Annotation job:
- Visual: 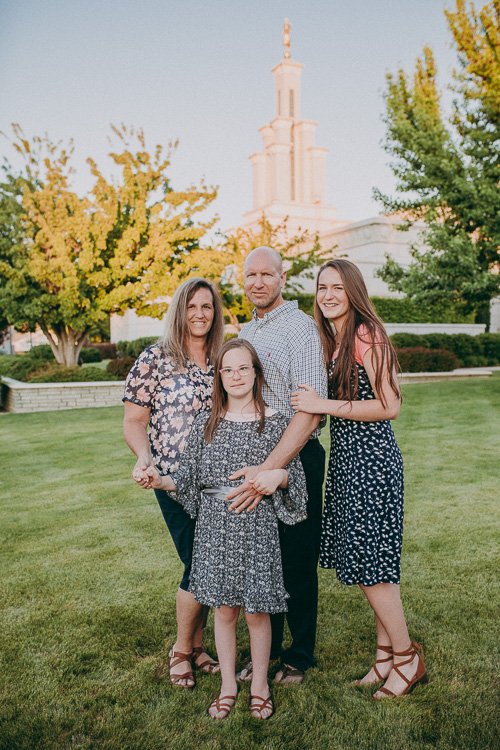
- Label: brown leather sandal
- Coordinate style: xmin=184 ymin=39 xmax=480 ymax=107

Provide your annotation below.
xmin=192 ymin=646 xmax=220 ymax=674
xmin=273 ymin=663 xmax=304 ymax=684
xmin=236 ymin=659 xmax=253 ymax=683
xmin=168 ymin=647 xmax=195 ymax=689
xmin=374 ymin=641 xmax=428 ymax=699
xmin=250 ymin=693 xmax=274 ymax=720
xmin=352 ymin=644 xmax=393 ymax=686
xmin=208 ymin=694 xmax=237 ymax=720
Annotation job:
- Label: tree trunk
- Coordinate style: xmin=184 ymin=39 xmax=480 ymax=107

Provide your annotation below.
xmin=41 ymin=325 xmax=87 ymax=367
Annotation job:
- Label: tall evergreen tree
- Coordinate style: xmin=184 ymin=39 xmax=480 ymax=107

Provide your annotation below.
xmin=375 ymin=0 xmax=499 ymax=322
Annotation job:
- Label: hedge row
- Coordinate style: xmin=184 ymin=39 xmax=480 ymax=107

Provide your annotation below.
xmin=284 ymin=294 xmax=475 ymax=324
xmin=29 ymin=366 xmax=117 ymax=383
xmin=107 ymin=357 xmax=135 ymax=379
xmin=2 ymin=331 xmax=498 ymax=382
xmin=396 ymin=347 xmax=460 ymax=373
xmin=116 ymin=337 xmax=158 ymax=358
xmin=372 ymin=297 xmax=474 ymax=324
xmin=390 ymin=333 xmax=500 ymax=367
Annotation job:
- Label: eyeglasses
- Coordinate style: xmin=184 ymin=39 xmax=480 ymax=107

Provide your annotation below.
xmin=219 ymin=365 xmax=254 ymax=379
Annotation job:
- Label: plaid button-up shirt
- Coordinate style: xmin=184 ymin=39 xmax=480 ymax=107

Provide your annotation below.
xmin=239 ymin=300 xmax=328 ymax=438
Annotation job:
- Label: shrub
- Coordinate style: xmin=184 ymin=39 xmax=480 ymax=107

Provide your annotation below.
xmin=396 ymin=347 xmax=460 ymax=372
xmin=29 ymin=365 xmax=117 ymax=383
xmin=391 ymin=332 xmax=500 ymax=367
xmin=372 ymin=297 xmax=473 ymax=324
xmin=79 ymin=347 xmax=102 ymax=363
xmin=424 ymin=334 xmax=483 ymax=366
xmin=390 ymin=333 xmax=428 ymax=349
xmin=2 ymin=357 xmax=41 ymax=381
xmin=27 ymin=344 xmax=55 ymax=361
xmin=92 ymin=342 xmax=117 ymax=359
xmin=477 ymin=333 xmax=500 ymax=365
xmin=284 ymin=293 xmax=315 ymax=317
xmin=116 ymin=337 xmax=158 ymax=358
xmin=106 ymin=357 xmax=135 ymax=379
xmin=0 ymin=355 xmax=20 ymax=376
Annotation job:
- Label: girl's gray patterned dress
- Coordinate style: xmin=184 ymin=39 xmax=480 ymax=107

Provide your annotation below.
xmin=174 ymin=410 xmax=308 ymax=613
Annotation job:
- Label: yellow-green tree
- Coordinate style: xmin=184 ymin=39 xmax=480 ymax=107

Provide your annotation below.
xmin=158 ymin=216 xmax=333 ymax=327
xmin=0 ymin=125 xmax=216 ymax=365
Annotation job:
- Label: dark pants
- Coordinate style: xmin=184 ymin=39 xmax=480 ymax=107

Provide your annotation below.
xmin=154 ymin=489 xmax=195 ymax=591
xmin=270 ymin=438 xmax=325 ymax=672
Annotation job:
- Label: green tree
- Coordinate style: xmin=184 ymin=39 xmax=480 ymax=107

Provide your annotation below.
xmin=0 ymin=125 xmax=217 ymax=365
xmin=169 ymin=216 xmax=334 ymax=327
xmin=375 ymin=0 xmax=500 ymax=322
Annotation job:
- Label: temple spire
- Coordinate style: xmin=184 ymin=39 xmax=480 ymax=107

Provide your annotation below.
xmin=282 ymin=18 xmax=291 ymax=58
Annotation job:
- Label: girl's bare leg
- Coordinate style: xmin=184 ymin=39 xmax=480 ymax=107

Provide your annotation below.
xmin=355 ymin=601 xmax=393 ymax=684
xmin=360 ymin=583 xmax=421 ymax=696
xmin=244 ymin=611 xmax=272 ymax=718
xmin=209 ymin=605 xmax=239 ymax=718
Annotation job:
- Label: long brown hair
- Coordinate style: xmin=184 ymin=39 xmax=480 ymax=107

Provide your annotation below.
xmin=314 ymin=259 xmax=400 ymax=407
xmin=159 ymin=278 xmax=224 ymax=367
xmin=204 ymin=339 xmax=267 ymax=443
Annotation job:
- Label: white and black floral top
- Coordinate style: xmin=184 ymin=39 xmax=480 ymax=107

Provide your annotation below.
xmin=123 ymin=344 xmax=213 ymax=476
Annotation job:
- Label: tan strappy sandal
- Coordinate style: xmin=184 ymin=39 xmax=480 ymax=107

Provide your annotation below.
xmin=192 ymin=646 xmax=220 ymax=674
xmin=168 ymin=647 xmax=194 ymax=689
xmin=208 ymin=694 xmax=237 ymax=719
xmin=250 ymin=693 xmax=274 ymax=720
xmin=352 ymin=644 xmax=393 ymax=686
xmin=374 ymin=641 xmax=428 ymax=699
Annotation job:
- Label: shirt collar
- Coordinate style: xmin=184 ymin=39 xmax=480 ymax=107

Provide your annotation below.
xmin=251 ymin=300 xmax=298 ymax=323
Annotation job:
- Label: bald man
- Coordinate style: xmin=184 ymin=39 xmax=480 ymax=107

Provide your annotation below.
xmin=227 ymin=246 xmax=328 ymax=683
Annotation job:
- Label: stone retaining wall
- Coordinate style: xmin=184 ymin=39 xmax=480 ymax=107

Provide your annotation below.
xmin=1 ymin=377 xmax=126 ymax=414
xmin=2 ymin=368 xmax=493 ymax=414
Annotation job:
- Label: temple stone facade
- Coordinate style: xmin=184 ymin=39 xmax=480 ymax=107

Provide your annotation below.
xmin=238 ymin=22 xmax=424 ymax=298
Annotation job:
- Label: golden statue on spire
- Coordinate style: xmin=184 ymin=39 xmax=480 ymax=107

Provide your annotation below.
xmin=283 ymin=18 xmax=291 ymax=58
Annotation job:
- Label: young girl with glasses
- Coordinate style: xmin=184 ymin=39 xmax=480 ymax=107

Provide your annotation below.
xmin=142 ymin=339 xmax=308 ymax=720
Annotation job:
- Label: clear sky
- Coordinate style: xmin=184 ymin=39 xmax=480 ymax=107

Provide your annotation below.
xmin=0 ymin=0 xmax=457 ymax=229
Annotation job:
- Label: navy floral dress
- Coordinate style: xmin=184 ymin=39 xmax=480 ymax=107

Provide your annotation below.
xmin=320 ymin=359 xmax=404 ymax=586
xmin=174 ymin=410 xmax=308 ymax=613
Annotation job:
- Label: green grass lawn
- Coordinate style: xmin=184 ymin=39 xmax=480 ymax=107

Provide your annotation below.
xmin=0 ymin=376 xmax=498 ymax=750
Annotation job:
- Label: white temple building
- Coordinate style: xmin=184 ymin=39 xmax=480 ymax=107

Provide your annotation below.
xmin=239 ymin=20 xmax=425 ymax=298
xmin=111 ymin=22 xmax=425 ymax=344
xmin=5 ymin=22 xmax=489 ymax=354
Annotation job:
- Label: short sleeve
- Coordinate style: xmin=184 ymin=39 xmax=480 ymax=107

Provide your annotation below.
xmin=355 ymin=324 xmax=385 ymax=365
xmin=123 ymin=346 xmax=160 ymax=408
xmin=173 ymin=411 xmax=207 ymax=518
xmin=271 ymin=455 xmax=308 ymax=526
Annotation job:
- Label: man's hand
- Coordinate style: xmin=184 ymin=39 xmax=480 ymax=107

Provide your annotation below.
xmin=132 ymin=455 xmax=153 ymax=488
xmin=226 ymin=465 xmax=265 ymax=513
xmin=250 ymin=469 xmax=287 ymax=495
xmin=290 ymin=384 xmax=324 ymax=415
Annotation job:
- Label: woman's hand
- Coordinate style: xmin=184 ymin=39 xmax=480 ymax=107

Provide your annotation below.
xmin=144 ymin=466 xmax=176 ymax=492
xmin=250 ymin=469 xmax=287 ymax=495
xmin=291 ymin=384 xmax=324 ymax=414
xmin=132 ymin=464 xmax=152 ymax=488
xmin=132 ymin=455 xmax=153 ymax=488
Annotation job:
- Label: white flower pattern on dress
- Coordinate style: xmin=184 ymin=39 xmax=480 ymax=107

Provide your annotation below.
xmin=320 ymin=360 xmax=404 ymax=585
